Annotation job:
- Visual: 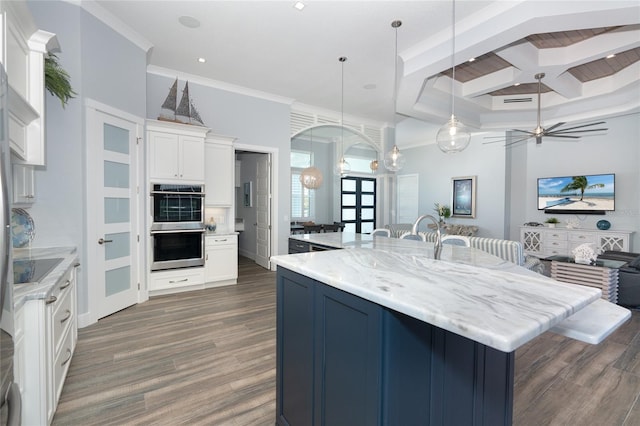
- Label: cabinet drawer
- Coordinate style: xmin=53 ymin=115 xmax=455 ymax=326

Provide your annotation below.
xmin=544 ymin=239 xmax=568 ymax=249
xmin=53 ymin=325 xmax=74 ymax=404
xmin=289 ymin=239 xmax=310 ymax=254
xmin=206 ymin=235 xmax=237 ymax=247
xmin=569 ymin=233 xmax=596 ymax=244
xmin=51 ymin=281 xmax=74 ymax=357
xmin=150 ymin=268 xmax=205 ymax=291
xmin=545 ymin=231 xmax=567 ymax=242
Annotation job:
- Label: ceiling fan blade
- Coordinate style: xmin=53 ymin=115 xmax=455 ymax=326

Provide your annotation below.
xmin=550 ymin=121 xmax=607 ymax=132
xmin=548 ymin=128 xmax=608 ymax=135
xmin=544 ymin=134 xmax=580 ymax=139
xmin=504 ymin=135 xmax=533 ymax=146
xmin=545 ymin=122 xmax=566 ymax=132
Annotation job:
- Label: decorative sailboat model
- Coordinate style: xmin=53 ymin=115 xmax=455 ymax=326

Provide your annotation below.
xmin=158 ymin=78 xmax=205 ymax=126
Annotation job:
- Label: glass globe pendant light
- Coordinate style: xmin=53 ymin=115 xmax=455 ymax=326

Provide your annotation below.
xmin=299 ymin=127 xmax=323 ymax=189
xmin=383 ymin=20 xmax=405 ymax=172
xmin=334 ymin=56 xmax=351 ymax=177
xmin=436 ymin=0 xmax=471 ymax=153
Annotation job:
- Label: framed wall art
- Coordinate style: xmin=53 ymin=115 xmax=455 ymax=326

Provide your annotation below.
xmin=243 ymin=181 xmax=253 ymax=207
xmin=451 ymin=176 xmax=476 ymax=218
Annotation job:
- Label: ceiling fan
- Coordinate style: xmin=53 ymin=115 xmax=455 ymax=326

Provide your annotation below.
xmin=485 ymin=72 xmax=608 ymax=146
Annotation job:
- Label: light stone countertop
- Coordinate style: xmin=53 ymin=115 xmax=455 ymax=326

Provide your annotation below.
xmin=274 ymin=233 xmax=629 ymax=352
xmin=12 ymin=246 xmax=79 ymax=309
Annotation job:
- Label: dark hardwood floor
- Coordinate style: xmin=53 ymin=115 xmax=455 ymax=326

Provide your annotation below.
xmin=53 ymin=256 xmax=640 ymax=425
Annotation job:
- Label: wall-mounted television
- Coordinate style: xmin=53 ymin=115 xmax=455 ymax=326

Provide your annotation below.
xmin=537 ymin=173 xmax=615 ymax=215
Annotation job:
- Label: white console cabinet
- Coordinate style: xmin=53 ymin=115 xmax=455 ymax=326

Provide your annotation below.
xmin=520 ymin=226 xmax=634 ymax=258
xmin=17 ymin=261 xmax=78 ymax=426
xmin=205 ymin=234 xmax=238 ymax=286
xmin=147 ymin=119 xmax=209 ymax=183
xmin=204 ymin=134 xmax=236 ymax=206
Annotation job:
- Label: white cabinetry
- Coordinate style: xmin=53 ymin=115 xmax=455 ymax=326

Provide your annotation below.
xmin=1 ymin=1 xmax=58 ymax=165
xmin=520 ymin=226 xmax=634 ymax=258
xmin=147 ymin=120 xmax=209 ymax=183
xmin=12 ymin=162 xmax=35 ymax=204
xmin=205 ymin=234 xmax=238 ymax=286
xmin=17 ymin=261 xmax=78 ymax=426
xmin=149 ymin=267 xmax=205 ymax=296
xmin=204 ymin=135 xmax=236 ymax=206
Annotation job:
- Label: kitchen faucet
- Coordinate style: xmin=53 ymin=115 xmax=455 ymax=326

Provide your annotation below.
xmin=411 ymin=214 xmax=442 ymax=260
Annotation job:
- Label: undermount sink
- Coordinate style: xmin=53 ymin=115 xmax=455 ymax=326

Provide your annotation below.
xmin=13 ymin=257 xmax=64 ymax=284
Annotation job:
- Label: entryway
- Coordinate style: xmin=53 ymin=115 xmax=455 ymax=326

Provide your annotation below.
xmin=235 ymin=144 xmax=277 ymax=270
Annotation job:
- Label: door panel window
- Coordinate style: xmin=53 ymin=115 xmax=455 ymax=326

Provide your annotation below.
xmin=340 ymin=177 xmax=376 ymax=234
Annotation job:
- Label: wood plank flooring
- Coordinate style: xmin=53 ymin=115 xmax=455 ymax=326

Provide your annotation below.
xmin=53 ymin=257 xmax=640 ymax=425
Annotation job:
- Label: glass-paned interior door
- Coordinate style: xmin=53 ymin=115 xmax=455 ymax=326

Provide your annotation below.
xmin=341 ymin=177 xmax=376 ymax=233
xmin=88 ymin=107 xmax=141 ymax=321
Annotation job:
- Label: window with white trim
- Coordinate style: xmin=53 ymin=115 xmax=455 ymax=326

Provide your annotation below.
xmin=291 ymin=150 xmax=315 ymax=220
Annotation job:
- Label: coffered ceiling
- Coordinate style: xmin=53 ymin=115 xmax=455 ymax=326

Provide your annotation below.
xmin=89 ymin=0 xmax=640 ymax=133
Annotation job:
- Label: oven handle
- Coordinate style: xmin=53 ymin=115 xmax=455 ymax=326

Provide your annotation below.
xmin=150 ymin=229 xmax=205 ymax=235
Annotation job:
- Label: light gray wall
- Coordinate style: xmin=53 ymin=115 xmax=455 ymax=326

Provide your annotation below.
xmin=397 ymin=113 xmax=640 ymax=248
xmin=28 ymin=0 xmax=148 ymax=315
xmin=513 ymin=113 xmax=640 ymax=249
xmin=146 ymin=73 xmax=291 ymax=256
xmin=398 ymin=135 xmax=507 ymax=238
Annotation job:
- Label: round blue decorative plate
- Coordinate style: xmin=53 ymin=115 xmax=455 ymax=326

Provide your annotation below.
xmin=596 ymin=219 xmax=611 ymax=230
xmin=11 ymin=208 xmax=35 ymax=248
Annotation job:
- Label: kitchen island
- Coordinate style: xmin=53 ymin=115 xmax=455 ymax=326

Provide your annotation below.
xmin=271 ymin=233 xmax=630 ymax=425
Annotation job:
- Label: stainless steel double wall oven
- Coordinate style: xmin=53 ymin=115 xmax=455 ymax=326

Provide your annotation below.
xmin=150 ymin=184 xmax=205 ymax=271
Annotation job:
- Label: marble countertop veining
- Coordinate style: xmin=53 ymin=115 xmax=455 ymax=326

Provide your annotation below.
xmin=275 ymin=233 xmax=604 ymax=352
xmin=13 ymin=246 xmax=79 ymax=309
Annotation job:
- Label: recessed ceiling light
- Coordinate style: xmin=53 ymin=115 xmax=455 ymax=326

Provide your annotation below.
xmin=606 ymin=53 xmax=616 ymax=59
xmin=468 ymin=57 xmax=476 ymax=62
xmin=198 ymin=57 xmax=206 ymax=63
xmin=514 ymin=83 xmax=520 ymax=86
xmin=179 ymin=16 xmax=200 ymax=29
xmin=293 ymin=1 xmax=305 ymax=11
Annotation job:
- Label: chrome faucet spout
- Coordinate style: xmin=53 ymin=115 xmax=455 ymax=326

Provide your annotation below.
xmin=411 ymin=214 xmax=442 ymax=259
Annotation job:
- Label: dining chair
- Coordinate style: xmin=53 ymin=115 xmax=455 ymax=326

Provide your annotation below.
xmin=441 ymin=235 xmax=471 ymax=247
xmin=400 ymin=232 xmax=425 ymax=241
xmin=333 ymin=222 xmax=346 ymax=232
xmin=371 ymin=228 xmax=391 ymax=237
xmin=322 ymin=224 xmax=340 ymax=232
xmin=303 ymin=224 xmax=323 ymax=234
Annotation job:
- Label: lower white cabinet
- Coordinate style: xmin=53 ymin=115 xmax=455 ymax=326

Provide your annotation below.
xmin=205 ymin=234 xmax=238 ymax=286
xmin=520 ymin=226 xmax=634 ymax=258
xmin=149 ymin=267 xmax=205 ymax=295
xmin=17 ymin=260 xmax=78 ymax=425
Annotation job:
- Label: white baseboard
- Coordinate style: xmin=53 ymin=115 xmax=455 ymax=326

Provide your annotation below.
xmin=238 ymin=248 xmax=256 ymax=260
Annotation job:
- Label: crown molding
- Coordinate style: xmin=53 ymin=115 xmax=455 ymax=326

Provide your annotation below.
xmin=147 ymin=65 xmax=294 ymax=106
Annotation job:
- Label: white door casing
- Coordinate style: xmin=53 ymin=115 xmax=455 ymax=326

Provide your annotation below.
xmin=85 ymin=99 xmax=144 ymax=324
xmin=255 ymin=154 xmax=271 ymax=269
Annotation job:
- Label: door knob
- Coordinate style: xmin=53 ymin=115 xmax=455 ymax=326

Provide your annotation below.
xmin=98 ymin=238 xmax=113 ymax=245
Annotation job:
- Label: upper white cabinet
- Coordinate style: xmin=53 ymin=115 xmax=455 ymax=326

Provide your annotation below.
xmin=147 ymin=119 xmax=209 ymax=183
xmin=1 ymin=1 xmax=59 ymax=165
xmin=205 ymin=134 xmax=236 ymax=206
xmin=12 ymin=162 xmax=35 ymax=204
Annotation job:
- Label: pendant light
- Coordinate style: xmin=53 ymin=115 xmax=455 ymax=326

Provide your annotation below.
xmin=384 ymin=20 xmax=405 ymax=172
xmin=436 ymin=0 xmax=471 ymax=153
xmin=299 ymin=126 xmax=323 ymax=189
xmin=334 ymin=56 xmax=351 ymax=177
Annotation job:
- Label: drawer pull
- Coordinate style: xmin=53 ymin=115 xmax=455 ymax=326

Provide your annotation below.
xmin=46 ymin=296 xmax=57 ymax=305
xmin=214 ymin=239 xmax=228 ymax=242
xmin=60 ymin=309 xmax=72 ymax=324
xmin=169 ymin=278 xmax=188 ymax=284
xmin=61 ymin=348 xmax=72 ymax=366
xmin=60 ymin=280 xmax=71 ymax=290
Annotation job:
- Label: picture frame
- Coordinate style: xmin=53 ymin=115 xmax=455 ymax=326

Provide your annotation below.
xmin=243 ymin=181 xmax=253 ymax=207
xmin=451 ymin=176 xmax=476 ymax=218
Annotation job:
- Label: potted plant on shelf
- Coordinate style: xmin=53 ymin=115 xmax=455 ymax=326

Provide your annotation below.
xmin=545 ymin=217 xmax=560 ymax=228
xmin=433 ymin=203 xmax=451 ymax=224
